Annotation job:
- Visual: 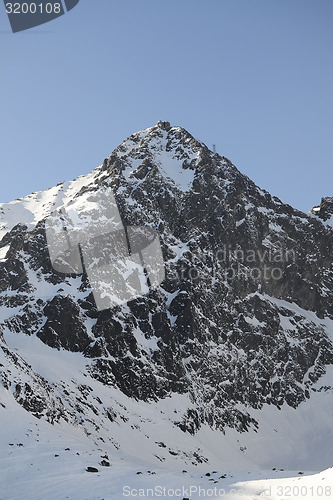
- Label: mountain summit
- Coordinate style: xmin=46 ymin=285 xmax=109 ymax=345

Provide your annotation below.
xmin=1 ymin=123 xmax=333 ymax=472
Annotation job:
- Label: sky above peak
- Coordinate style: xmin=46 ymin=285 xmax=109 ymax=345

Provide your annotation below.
xmin=1 ymin=0 xmax=332 ymax=212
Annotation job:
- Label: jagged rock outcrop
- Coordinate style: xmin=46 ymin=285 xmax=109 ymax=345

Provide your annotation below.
xmin=311 ymin=196 xmax=333 ymax=222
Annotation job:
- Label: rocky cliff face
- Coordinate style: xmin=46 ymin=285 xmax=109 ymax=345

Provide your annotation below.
xmin=1 ymin=122 xmax=333 ymax=466
xmin=312 ymin=196 xmax=333 ymax=224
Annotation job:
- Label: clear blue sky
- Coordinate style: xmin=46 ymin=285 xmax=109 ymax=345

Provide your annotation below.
xmin=1 ymin=0 xmax=332 ymax=212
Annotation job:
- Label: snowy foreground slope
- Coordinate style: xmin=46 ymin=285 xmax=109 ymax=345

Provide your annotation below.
xmin=1 ymin=121 xmax=333 ymax=498
xmin=1 ymin=388 xmax=333 ymax=499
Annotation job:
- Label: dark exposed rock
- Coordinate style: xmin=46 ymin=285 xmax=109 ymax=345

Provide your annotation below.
xmin=311 ymin=196 xmax=333 ymax=221
xmin=37 ymin=295 xmax=91 ymax=351
xmin=86 ymin=467 xmax=98 ymax=473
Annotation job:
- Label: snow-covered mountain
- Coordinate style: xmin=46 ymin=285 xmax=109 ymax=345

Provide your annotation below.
xmin=1 ymin=121 xmax=333 ymax=498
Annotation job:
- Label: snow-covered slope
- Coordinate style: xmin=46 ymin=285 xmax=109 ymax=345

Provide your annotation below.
xmin=1 ymin=121 xmax=333 ymax=498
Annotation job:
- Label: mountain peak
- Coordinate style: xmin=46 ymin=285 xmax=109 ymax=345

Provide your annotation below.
xmin=2 ymin=123 xmax=333 ymax=475
xmin=103 ymin=122 xmax=212 ymax=192
xmin=156 ymin=120 xmax=171 ymax=130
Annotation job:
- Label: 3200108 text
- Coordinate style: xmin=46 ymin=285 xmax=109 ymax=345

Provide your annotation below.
xmin=276 ymin=485 xmax=331 ymax=497
xmin=5 ymin=3 xmax=62 ymax=14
